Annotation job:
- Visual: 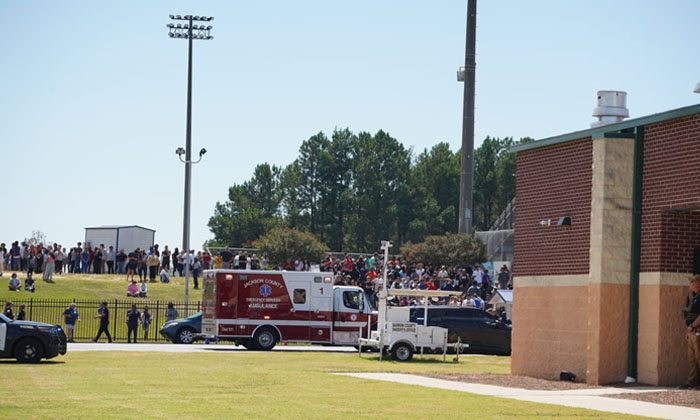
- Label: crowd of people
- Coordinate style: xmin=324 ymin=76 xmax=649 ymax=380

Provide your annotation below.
xmin=0 ymin=241 xmax=219 ymax=293
xmin=3 ymin=239 xmax=512 ymax=320
xmin=316 ymin=253 xmax=512 ymax=313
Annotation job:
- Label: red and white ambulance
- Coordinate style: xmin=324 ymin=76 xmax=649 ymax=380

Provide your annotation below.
xmin=201 ymin=270 xmax=376 ymax=350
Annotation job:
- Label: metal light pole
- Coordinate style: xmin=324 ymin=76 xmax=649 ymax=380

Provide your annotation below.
xmin=457 ymin=0 xmax=476 ymax=234
xmin=168 ymin=14 xmax=213 ymax=315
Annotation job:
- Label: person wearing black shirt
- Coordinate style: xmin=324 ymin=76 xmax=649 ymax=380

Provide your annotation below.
xmin=126 ymin=304 xmax=140 ymax=343
xmin=681 ymin=275 xmax=700 ymax=389
xmin=126 ymin=251 xmax=138 ymax=282
xmin=92 ymin=301 xmax=112 ymax=343
xmin=237 ymin=253 xmax=248 ymax=270
xmin=161 ymin=246 xmax=171 ymax=272
xmin=172 ymin=248 xmax=181 ymax=276
xmin=17 ymin=304 xmax=26 ymax=321
xmin=116 ymin=249 xmax=127 ymax=274
xmin=220 ymin=248 xmax=233 ymax=269
xmin=3 ymin=301 xmax=14 ymax=320
xmin=92 ymin=248 xmax=103 ymax=274
xmin=250 ymin=254 xmax=260 ymax=270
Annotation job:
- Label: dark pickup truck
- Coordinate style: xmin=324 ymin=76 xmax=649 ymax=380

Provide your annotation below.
xmin=0 ymin=313 xmax=67 ymax=363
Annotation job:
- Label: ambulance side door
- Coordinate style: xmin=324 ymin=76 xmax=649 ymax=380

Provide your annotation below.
xmin=332 ymin=288 xmax=366 ymax=345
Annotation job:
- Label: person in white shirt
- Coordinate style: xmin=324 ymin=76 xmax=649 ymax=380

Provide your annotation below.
xmin=473 ymin=266 xmax=483 ymax=285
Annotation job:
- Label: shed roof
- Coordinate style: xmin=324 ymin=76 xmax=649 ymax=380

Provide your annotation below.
xmin=84 ymin=225 xmax=156 ymax=232
xmin=488 ymin=290 xmax=513 ymax=304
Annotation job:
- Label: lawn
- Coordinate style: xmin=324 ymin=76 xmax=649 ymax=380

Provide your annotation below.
xmin=0 ymin=271 xmax=197 ymax=302
xmin=0 ymin=351 xmax=653 ymax=420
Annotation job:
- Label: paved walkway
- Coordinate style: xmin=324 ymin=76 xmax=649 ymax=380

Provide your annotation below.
xmin=335 ymin=372 xmax=700 ymax=420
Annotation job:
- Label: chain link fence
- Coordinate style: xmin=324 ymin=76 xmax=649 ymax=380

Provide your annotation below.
xmin=8 ymin=298 xmax=200 ymax=343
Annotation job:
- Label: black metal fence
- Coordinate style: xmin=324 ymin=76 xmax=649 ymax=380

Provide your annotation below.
xmin=8 ymin=298 xmax=201 ymax=343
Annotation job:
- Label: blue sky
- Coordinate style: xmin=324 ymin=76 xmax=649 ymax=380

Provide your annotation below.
xmin=1 ymin=0 xmax=699 ymax=251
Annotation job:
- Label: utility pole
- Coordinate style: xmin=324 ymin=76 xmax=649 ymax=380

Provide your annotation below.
xmin=457 ymin=0 xmax=477 ymax=234
xmin=168 ymin=14 xmax=213 ymax=315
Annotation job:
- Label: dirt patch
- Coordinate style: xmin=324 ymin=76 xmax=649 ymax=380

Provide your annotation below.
xmin=604 ymin=391 xmax=700 ymax=409
xmin=419 ymin=373 xmax=598 ymax=391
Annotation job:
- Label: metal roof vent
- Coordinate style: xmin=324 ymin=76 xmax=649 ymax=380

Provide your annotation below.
xmin=591 ymin=90 xmax=629 ymax=128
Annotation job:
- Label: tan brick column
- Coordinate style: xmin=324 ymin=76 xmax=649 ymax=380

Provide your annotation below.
xmin=586 ymin=135 xmax=635 ymax=385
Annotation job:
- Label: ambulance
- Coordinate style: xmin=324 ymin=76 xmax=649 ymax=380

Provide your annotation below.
xmin=201 ymin=270 xmax=376 ymax=350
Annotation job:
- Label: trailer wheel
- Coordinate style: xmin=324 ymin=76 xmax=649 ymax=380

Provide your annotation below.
xmin=253 ymin=328 xmax=278 ymax=351
xmin=391 ymin=342 xmax=414 ymax=362
xmin=15 ymin=338 xmax=44 ymax=363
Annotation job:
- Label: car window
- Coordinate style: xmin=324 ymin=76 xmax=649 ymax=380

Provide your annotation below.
xmin=410 ymin=308 xmax=444 ymax=324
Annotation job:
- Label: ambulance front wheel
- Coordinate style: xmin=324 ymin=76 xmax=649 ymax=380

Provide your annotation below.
xmin=253 ymin=327 xmax=278 ymax=351
xmin=391 ymin=343 xmax=414 ymax=362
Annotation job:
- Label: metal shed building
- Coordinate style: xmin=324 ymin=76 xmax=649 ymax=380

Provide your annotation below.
xmin=84 ymin=225 xmax=155 ymax=253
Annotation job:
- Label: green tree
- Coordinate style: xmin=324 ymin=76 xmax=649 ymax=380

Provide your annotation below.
xmin=279 ymin=160 xmax=309 ymax=230
xmin=407 ymin=142 xmax=460 ymax=241
xmin=319 ymin=128 xmax=355 ymax=251
xmin=347 ymin=130 xmax=411 ymax=251
xmin=473 ymin=136 xmax=501 ymax=230
xmin=401 ymin=233 xmax=486 ymax=267
xmin=207 ymin=163 xmax=283 ymax=246
xmin=245 ymin=163 xmax=282 ymax=219
xmin=496 ymin=136 xmax=534 ymax=212
xmin=297 ymin=132 xmax=332 ymax=237
xmin=254 ymin=227 xmax=329 ymax=267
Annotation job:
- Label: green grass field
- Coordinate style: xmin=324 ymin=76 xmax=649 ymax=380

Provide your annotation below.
xmin=0 ymin=271 xmax=197 ymax=302
xmin=0 ymin=351 xmax=652 ymax=420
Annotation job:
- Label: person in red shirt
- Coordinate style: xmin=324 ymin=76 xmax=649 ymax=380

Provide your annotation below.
xmin=342 ymin=254 xmax=353 ymax=276
xmin=202 ymin=252 xmax=212 ymax=270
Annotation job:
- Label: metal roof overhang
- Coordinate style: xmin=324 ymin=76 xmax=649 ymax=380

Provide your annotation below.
xmin=510 ymin=103 xmax=700 ymax=154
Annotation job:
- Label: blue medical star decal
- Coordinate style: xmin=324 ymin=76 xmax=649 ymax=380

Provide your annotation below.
xmin=260 ymin=284 xmax=272 ymax=297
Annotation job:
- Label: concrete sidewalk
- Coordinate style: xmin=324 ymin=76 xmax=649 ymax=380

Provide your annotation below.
xmin=335 ymin=372 xmax=700 ymax=420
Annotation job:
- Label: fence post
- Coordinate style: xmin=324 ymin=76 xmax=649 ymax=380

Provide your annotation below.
xmin=113 ymin=299 xmax=118 ymax=342
xmin=155 ymin=301 xmax=160 ymax=342
xmin=29 ymin=297 xmax=33 ymax=321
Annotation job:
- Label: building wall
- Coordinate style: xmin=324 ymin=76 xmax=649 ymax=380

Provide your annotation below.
xmin=512 ymin=112 xmax=700 ymax=385
xmin=513 ymin=138 xmax=592 ymax=276
xmin=638 ymin=273 xmax=690 ymax=385
xmin=84 ymin=229 xmax=118 ymax=250
xmin=512 ymin=278 xmax=588 ymax=380
xmin=640 ymin=114 xmax=700 ymax=272
xmin=512 ymin=137 xmax=593 ymax=380
xmin=636 ymin=114 xmax=700 ymax=385
xmin=117 ymin=227 xmax=155 ymax=253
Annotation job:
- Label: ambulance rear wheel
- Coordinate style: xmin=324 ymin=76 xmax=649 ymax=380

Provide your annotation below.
xmin=253 ymin=328 xmax=278 ymax=351
xmin=391 ymin=343 xmax=414 ymax=362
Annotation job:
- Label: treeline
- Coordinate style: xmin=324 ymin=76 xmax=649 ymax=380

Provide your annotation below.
xmin=207 ymin=128 xmax=532 ymax=251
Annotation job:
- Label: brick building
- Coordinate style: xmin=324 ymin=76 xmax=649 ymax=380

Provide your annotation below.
xmin=510 ymin=103 xmax=700 ymax=385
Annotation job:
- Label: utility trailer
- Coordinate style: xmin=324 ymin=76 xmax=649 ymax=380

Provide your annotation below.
xmin=357 ymin=241 xmax=465 ymax=361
